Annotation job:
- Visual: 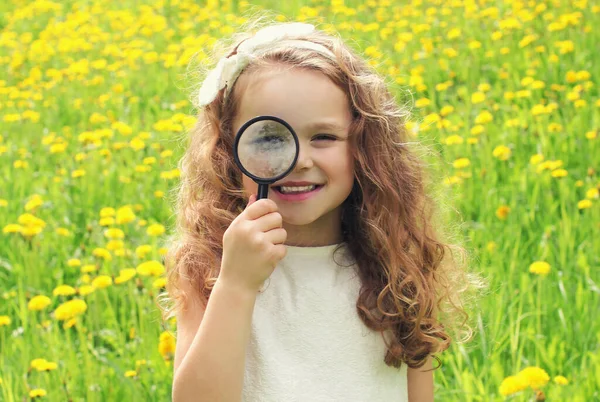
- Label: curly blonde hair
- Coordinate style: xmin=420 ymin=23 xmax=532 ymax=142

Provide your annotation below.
xmin=158 ymin=16 xmax=487 ymax=371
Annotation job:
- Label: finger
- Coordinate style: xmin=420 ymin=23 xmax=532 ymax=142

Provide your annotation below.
xmin=247 ymin=194 xmax=256 ymax=206
xmin=245 ymin=199 xmax=278 ymax=221
xmin=270 ymin=244 xmax=287 ymax=261
xmin=254 ymin=211 xmax=283 ymax=232
xmin=264 ymin=227 xmax=287 ymax=245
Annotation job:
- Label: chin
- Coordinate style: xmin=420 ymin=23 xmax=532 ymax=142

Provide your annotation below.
xmin=281 ymin=212 xmax=320 ymax=227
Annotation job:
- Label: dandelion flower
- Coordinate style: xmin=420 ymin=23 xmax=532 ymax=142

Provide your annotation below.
xmin=53 ymin=285 xmax=76 ymax=296
xmin=146 ymin=224 xmax=165 ymax=236
xmin=153 ymin=277 xmax=167 ymax=289
xmin=78 ymin=285 xmax=95 ymax=296
xmin=28 ymin=295 xmax=52 ymax=311
xmin=529 ymin=261 xmax=551 ymax=276
xmin=115 ymin=268 xmax=137 ymax=284
xmin=136 ymin=244 xmax=152 ymax=258
xmin=499 ymin=375 xmax=529 ymax=396
xmin=496 ymin=205 xmax=510 ymax=220
xmin=493 ymin=145 xmax=511 ymax=161
xmin=29 ymin=388 xmax=47 ymax=398
xmin=54 ymin=299 xmax=87 ymax=321
xmin=116 ymin=206 xmax=136 ymax=224
xmin=159 ymin=331 xmax=176 ymax=360
xmin=92 ymin=275 xmax=113 ymax=289
xmin=104 ymin=228 xmax=125 ymax=239
xmin=453 ymin=158 xmax=470 ymax=169
xmin=518 ymin=366 xmax=550 ymax=389
xmin=137 ymin=260 xmax=165 ymax=276
xmin=0 ymin=315 xmax=11 ymax=326
xmin=553 ymin=375 xmax=568 ymax=385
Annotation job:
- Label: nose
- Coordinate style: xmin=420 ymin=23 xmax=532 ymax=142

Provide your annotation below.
xmin=294 ymin=142 xmax=314 ymax=170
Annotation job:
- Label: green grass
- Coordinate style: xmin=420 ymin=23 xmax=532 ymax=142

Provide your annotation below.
xmin=0 ymin=0 xmax=599 ymax=400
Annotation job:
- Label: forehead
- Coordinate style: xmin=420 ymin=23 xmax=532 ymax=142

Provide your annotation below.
xmin=232 ymin=67 xmax=352 ymax=135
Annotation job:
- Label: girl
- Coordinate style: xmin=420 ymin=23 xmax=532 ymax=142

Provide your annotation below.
xmin=162 ymin=18 xmax=482 ymax=402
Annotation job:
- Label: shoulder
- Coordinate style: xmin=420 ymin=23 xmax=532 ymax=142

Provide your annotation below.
xmin=407 ymin=355 xmax=434 ymax=402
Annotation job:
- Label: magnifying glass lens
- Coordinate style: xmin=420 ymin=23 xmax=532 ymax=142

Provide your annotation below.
xmin=237 ymin=120 xmax=297 ymax=180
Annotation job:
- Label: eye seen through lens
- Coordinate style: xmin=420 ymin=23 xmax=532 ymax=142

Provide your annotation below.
xmin=237 ymin=119 xmax=297 ymax=180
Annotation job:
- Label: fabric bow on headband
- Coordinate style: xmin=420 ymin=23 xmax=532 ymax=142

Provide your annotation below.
xmin=197 ymin=22 xmax=336 ymax=107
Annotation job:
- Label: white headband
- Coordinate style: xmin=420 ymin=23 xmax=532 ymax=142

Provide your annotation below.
xmin=197 ymin=23 xmax=336 ymax=107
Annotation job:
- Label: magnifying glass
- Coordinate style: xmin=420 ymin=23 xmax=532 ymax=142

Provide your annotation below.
xmin=233 ymin=115 xmax=300 ymax=200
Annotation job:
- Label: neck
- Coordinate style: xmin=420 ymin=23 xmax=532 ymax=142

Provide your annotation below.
xmin=283 ymin=207 xmax=343 ymax=247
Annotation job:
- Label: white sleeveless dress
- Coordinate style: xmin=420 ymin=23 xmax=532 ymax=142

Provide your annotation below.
xmin=242 ymin=243 xmax=409 ymax=401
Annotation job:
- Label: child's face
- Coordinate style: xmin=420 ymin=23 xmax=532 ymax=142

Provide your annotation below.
xmin=232 ymin=67 xmax=354 ymax=238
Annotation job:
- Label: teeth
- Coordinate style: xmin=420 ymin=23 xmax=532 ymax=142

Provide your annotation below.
xmin=279 ymin=185 xmax=317 ymax=194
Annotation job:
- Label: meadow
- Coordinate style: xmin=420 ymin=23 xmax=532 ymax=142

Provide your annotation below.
xmin=0 ymin=0 xmax=598 ymax=400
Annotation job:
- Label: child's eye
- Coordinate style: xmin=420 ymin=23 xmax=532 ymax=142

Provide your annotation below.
xmin=312 ymin=134 xmax=336 ymax=141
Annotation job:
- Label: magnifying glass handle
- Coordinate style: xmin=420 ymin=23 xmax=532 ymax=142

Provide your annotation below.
xmin=257 ymin=183 xmax=269 ymax=200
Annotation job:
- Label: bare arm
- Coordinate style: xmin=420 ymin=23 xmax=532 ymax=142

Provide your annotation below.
xmin=407 ymin=356 xmax=434 ymax=402
xmin=172 ymin=276 xmax=258 ymax=402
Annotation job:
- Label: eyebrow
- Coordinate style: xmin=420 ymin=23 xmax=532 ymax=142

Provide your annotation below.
xmin=304 ymin=121 xmax=348 ymax=132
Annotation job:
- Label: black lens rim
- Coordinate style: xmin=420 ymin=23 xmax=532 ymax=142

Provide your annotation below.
xmin=233 ymin=115 xmax=300 ymax=184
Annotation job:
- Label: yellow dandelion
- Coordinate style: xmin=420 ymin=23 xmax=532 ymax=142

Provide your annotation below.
xmin=106 ymin=240 xmax=124 ymax=251
xmin=440 ymin=105 xmax=454 ymax=116
xmin=586 ymin=188 xmax=599 ymax=199
xmin=0 ymin=315 xmax=11 ymax=326
xmin=63 ymin=318 xmax=77 ymax=329
xmin=99 ymin=217 xmax=115 ymax=226
xmin=529 ymin=261 xmax=551 ymax=276
xmin=54 ymin=299 xmax=87 ymax=321
xmin=530 ymin=154 xmax=544 ymax=165
xmin=104 ymin=228 xmax=125 ymax=239
xmin=29 ymin=388 xmax=47 ymax=398
xmin=77 ymin=285 xmax=95 ymax=296
xmin=159 ymin=331 xmax=176 ymax=360
xmin=415 ymin=98 xmax=431 ymax=108
xmin=92 ymin=248 xmax=112 ymax=261
xmin=496 ymin=205 xmax=510 ymax=220
xmin=100 ymin=207 xmax=115 ymax=218
xmin=53 ymin=285 xmax=76 ymax=296
xmin=452 ymin=158 xmax=470 ymax=169
xmin=28 ymin=295 xmax=52 ymax=311
xmin=475 ymin=110 xmax=493 ymax=124
xmin=551 ymin=169 xmax=568 ymax=178
xmin=115 ymin=268 xmax=137 ymax=284
xmin=553 ymin=375 xmax=568 ymax=385
xmin=55 ymin=228 xmax=71 ymax=236
xmin=492 ymin=145 xmax=511 ymax=161
xmin=146 ymin=223 xmax=165 ymax=236
xmin=577 ymin=199 xmax=592 ymax=209
xmin=92 ymin=275 xmax=113 ymax=289
xmin=3 ymin=224 xmax=22 ymax=234
xmin=24 ymin=194 xmax=44 ymax=211
xmin=153 ymin=277 xmax=167 ymax=289
xmin=471 ymin=91 xmax=486 ymax=104
xmin=136 ymin=260 xmax=165 ymax=276
xmin=517 ymin=366 xmax=550 ymax=389
xmin=116 ymin=206 xmax=136 ymax=224
xmin=499 ymin=375 xmax=529 ymax=396
xmin=81 ymin=264 xmax=97 ymax=273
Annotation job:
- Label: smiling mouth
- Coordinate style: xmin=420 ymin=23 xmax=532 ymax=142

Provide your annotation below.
xmin=273 ymin=184 xmax=324 ymax=194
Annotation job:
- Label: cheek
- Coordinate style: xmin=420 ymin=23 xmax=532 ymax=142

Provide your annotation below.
xmin=328 ymin=147 xmax=354 ymax=187
xmin=242 ymin=174 xmax=258 ymax=196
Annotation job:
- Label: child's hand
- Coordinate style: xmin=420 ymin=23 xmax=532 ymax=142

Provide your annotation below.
xmin=219 ymin=194 xmax=287 ymax=293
